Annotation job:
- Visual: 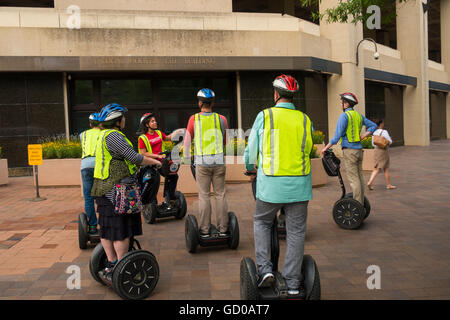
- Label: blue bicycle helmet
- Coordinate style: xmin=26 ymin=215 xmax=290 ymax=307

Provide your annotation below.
xmin=97 ymin=103 xmax=128 ymax=122
xmin=197 ymin=88 xmax=215 ymax=102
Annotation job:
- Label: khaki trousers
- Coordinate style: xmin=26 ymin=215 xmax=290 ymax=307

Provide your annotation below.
xmin=196 ymin=165 xmax=228 ymax=234
xmin=342 ymin=148 xmax=365 ymax=205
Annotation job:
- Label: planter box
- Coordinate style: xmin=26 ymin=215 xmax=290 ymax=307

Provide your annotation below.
xmin=362 ymin=148 xmax=376 ymax=171
xmin=33 ymin=158 xmax=82 ymax=187
xmin=311 ymin=158 xmax=327 ymax=187
xmin=0 ymin=159 xmax=8 ymax=185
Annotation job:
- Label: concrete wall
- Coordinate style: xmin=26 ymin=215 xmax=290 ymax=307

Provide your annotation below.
xmin=54 ymin=0 xmax=233 ymax=13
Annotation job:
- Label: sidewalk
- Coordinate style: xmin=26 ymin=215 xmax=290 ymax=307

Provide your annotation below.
xmin=0 ymin=140 xmax=449 ymax=300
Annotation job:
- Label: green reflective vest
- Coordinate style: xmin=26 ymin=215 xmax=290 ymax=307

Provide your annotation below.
xmin=81 ymin=128 xmax=101 ymax=159
xmin=194 ymin=113 xmax=223 ymax=156
xmin=262 ymin=107 xmax=313 ymax=176
xmin=345 ymin=109 xmax=363 ymax=143
xmin=138 ymin=130 xmax=165 ymax=154
xmin=93 ymin=129 xmax=137 ymax=180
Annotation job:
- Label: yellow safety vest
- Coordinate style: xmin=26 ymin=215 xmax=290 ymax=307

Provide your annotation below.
xmin=194 ymin=113 xmax=223 ymax=156
xmin=138 ymin=130 xmax=165 ymax=154
xmin=261 ymin=107 xmax=313 ymax=176
xmin=93 ymin=129 xmax=137 ymax=180
xmin=345 ymin=109 xmax=363 ymax=143
xmin=81 ymin=128 xmax=101 ymax=159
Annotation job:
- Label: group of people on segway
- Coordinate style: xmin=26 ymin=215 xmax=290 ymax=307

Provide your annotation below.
xmin=78 ymin=72 xmax=375 ymax=300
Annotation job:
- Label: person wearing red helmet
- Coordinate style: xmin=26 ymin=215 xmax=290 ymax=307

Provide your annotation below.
xmin=138 ymin=113 xmax=184 ymax=208
xmin=321 ymin=92 xmax=378 ymax=205
xmin=244 ymin=74 xmax=313 ymax=299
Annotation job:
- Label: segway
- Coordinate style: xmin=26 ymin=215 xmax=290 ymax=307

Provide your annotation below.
xmin=185 ymin=162 xmax=239 ymax=253
xmin=240 ymin=216 xmax=321 ymax=300
xmin=89 ymin=237 xmax=159 ymax=300
xmin=78 ymin=212 xmax=100 ymax=249
xmin=245 ymin=171 xmax=286 ymax=238
xmin=322 ymin=149 xmax=371 ymax=229
xmin=139 ymin=149 xmax=187 ymax=224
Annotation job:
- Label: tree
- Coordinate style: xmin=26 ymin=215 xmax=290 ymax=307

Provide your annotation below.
xmin=299 ymin=0 xmax=409 ymax=25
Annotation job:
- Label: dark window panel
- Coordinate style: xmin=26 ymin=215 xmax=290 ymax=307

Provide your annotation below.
xmin=158 ymin=78 xmax=208 ymax=103
xmin=0 ymin=0 xmax=54 ymax=7
xmin=27 ymin=104 xmax=65 ymax=137
xmin=0 ymin=74 xmax=26 ymax=104
xmin=74 ymin=80 xmax=94 ymax=105
xmin=25 ymin=73 xmax=64 ymax=104
xmin=0 ymin=104 xmax=28 ymax=136
xmin=101 ymin=79 xmax=152 ymax=105
xmin=0 ymin=136 xmax=30 ymax=168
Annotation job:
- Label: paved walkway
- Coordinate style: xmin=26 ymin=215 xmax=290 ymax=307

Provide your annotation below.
xmin=0 ymin=140 xmax=449 ymax=300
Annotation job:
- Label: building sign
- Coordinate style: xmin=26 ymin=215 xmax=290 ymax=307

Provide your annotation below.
xmin=28 ymin=144 xmax=43 ymax=166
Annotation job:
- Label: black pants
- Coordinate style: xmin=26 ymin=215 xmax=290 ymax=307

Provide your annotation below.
xmin=158 ymin=169 xmax=179 ymax=201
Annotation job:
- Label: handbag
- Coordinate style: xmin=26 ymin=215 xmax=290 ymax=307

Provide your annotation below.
xmin=372 ymin=130 xmax=389 ymax=149
xmin=113 ymin=177 xmax=143 ymax=215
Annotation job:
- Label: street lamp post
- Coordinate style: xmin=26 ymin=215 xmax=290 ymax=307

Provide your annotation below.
xmin=356 ymin=38 xmax=379 ymax=66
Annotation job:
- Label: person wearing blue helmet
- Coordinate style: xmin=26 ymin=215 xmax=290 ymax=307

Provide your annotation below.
xmin=183 ymin=89 xmax=229 ymax=238
xmin=90 ymin=103 xmax=161 ymax=282
xmin=80 ymin=112 xmax=101 ymax=234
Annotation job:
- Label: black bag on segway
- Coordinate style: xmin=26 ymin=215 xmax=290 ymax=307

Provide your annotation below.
xmin=322 ymin=150 xmax=340 ymax=177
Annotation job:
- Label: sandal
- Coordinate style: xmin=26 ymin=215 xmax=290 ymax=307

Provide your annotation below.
xmin=367 ymin=183 xmax=374 ymax=190
xmin=386 ymin=185 xmax=397 ymax=189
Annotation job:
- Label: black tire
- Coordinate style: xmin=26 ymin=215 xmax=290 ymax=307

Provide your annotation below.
xmin=142 ymin=202 xmax=158 ymax=224
xmin=78 ymin=213 xmax=88 ymax=250
xmin=240 ymin=257 xmax=259 ymax=300
xmin=175 ymin=191 xmax=187 ymax=219
xmin=112 ymin=250 xmax=159 ymax=300
xmin=185 ymin=214 xmax=199 ymax=253
xmin=332 ymin=198 xmax=365 ymax=229
xmin=89 ymin=243 xmax=108 ymax=285
xmin=271 ymin=217 xmax=280 ymax=271
xmin=227 ymin=212 xmax=239 ymax=249
xmin=302 ymin=255 xmax=321 ymax=300
xmin=344 ymin=193 xmax=371 ymax=220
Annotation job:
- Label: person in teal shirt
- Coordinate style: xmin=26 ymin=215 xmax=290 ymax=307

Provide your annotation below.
xmin=244 ymin=74 xmax=313 ymax=299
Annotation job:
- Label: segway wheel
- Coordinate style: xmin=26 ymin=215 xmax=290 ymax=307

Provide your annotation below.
xmin=227 ymin=212 xmax=239 ymax=249
xmin=332 ymin=198 xmax=365 ymax=229
xmin=142 ymin=203 xmax=158 ymax=224
xmin=175 ymin=191 xmax=187 ymax=219
xmin=344 ymin=193 xmax=371 ymax=220
xmin=112 ymin=250 xmax=159 ymax=300
xmin=302 ymin=255 xmax=321 ymax=300
xmin=251 ymin=179 xmax=257 ymax=201
xmin=89 ymin=243 xmax=108 ymax=285
xmin=240 ymin=257 xmax=259 ymax=300
xmin=78 ymin=213 xmax=88 ymax=249
xmin=185 ymin=214 xmax=199 ymax=253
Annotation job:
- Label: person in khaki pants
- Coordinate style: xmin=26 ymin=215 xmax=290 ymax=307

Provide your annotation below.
xmin=321 ymin=92 xmax=377 ymax=205
xmin=183 ymin=88 xmax=229 ymax=237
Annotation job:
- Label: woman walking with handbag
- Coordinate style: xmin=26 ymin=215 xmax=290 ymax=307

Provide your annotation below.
xmin=91 ymin=103 xmax=161 ymax=282
xmin=367 ymin=119 xmax=397 ymax=190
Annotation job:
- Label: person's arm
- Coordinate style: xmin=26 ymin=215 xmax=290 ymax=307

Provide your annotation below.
xmin=183 ymin=116 xmax=195 ymax=162
xmin=220 ymin=115 xmax=229 ymax=146
xmin=360 ymin=116 xmax=378 ymax=140
xmin=106 ymin=132 xmax=160 ymax=167
xmin=244 ymin=112 xmax=263 ymax=172
xmin=321 ymin=113 xmax=347 ymax=156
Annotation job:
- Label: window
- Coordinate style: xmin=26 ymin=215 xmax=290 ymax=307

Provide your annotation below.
xmin=74 ymin=80 xmax=94 ymax=105
xmin=101 ymin=80 xmax=152 ymax=105
xmin=363 ymin=1 xmax=397 ymax=49
xmin=158 ymin=78 xmax=208 ymax=103
xmin=428 ymin=0 xmax=441 ymax=63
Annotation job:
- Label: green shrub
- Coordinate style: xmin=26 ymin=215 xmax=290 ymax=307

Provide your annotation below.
xmin=225 ymin=138 xmax=247 ymax=156
xmin=310 ymin=145 xmax=320 ymax=159
xmin=39 ymin=135 xmax=82 ymax=159
xmin=361 ymin=136 xmax=374 ymax=149
xmin=312 ymin=130 xmax=325 ymax=144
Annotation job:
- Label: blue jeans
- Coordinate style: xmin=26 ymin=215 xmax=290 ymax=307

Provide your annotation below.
xmin=81 ymin=168 xmax=97 ymax=226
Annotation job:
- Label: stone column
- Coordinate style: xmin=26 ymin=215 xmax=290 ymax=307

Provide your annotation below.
xmin=319 ymin=0 xmax=366 ymax=142
xmin=397 ymin=0 xmax=430 ymax=145
xmin=442 ymin=0 xmax=450 ymax=139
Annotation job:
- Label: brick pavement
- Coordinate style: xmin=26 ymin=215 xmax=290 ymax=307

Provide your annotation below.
xmin=0 ymin=140 xmax=449 ymax=300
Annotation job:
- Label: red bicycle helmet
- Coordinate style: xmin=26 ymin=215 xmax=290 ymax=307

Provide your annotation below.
xmin=340 ymin=92 xmax=358 ymax=106
xmin=273 ymin=74 xmax=299 ymax=97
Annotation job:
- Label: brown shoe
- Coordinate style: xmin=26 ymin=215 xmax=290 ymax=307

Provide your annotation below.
xmin=367 ymin=183 xmax=374 ymax=190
